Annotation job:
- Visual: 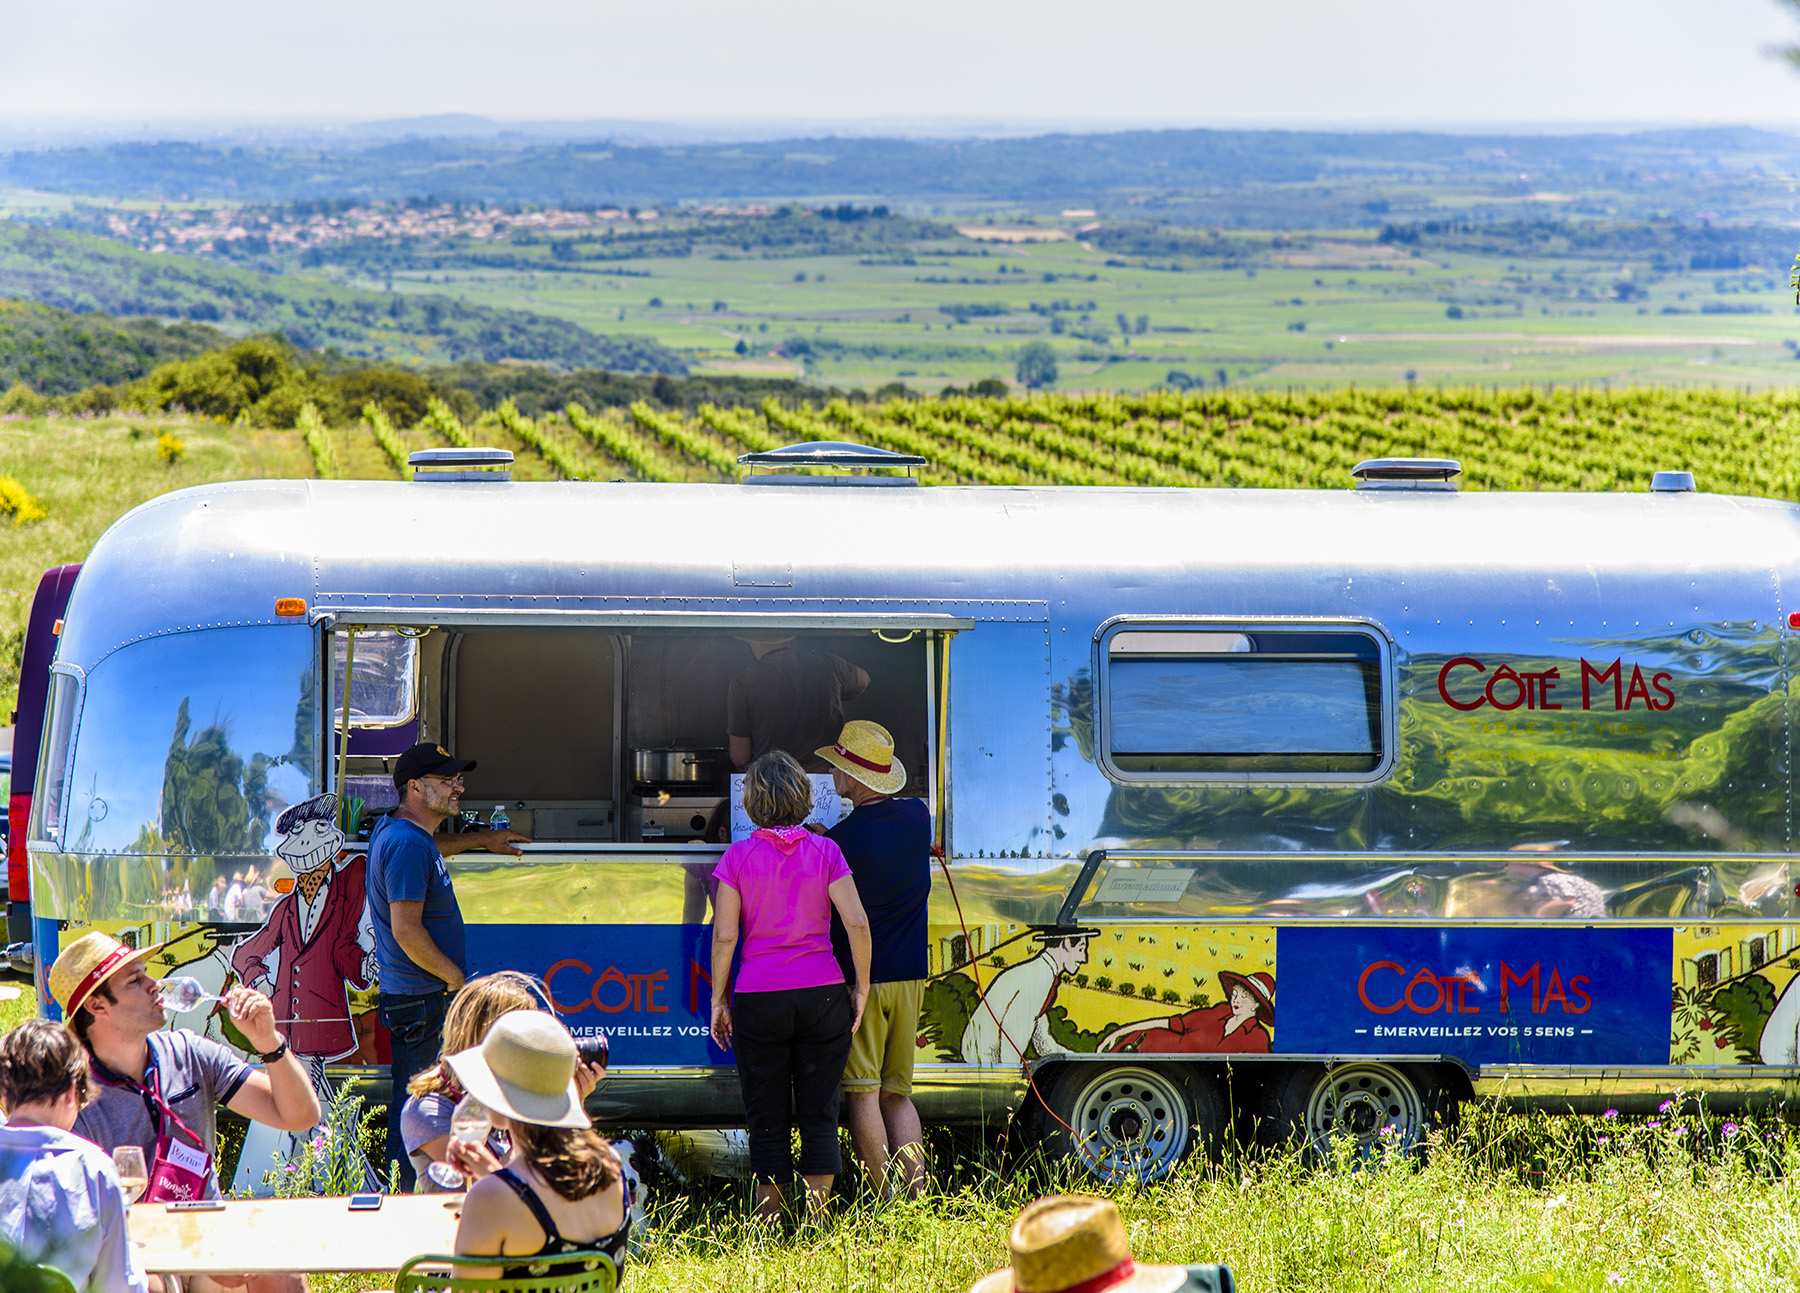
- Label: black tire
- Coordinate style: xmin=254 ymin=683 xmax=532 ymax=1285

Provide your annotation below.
xmin=1258 ymin=1061 xmax=1453 ymax=1159
xmin=1034 ymin=1062 xmax=1223 ymax=1183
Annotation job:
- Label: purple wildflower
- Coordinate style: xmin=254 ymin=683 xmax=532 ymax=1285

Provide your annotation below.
xmin=1723 ymin=1122 xmax=1740 ymax=1137
xmin=1602 ymin=1109 xmax=1619 ymax=1120
xmin=1658 ymin=1100 xmax=1674 ymax=1114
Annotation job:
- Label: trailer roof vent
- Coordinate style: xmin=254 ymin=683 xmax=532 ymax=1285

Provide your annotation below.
xmin=409 ymin=447 xmax=513 ymax=483
xmin=1650 ymin=470 xmax=1696 ymax=493
xmin=1351 ymin=457 xmax=1461 ymax=492
xmin=739 ymin=440 xmax=925 ymax=487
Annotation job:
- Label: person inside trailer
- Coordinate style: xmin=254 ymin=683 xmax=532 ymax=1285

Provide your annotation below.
xmin=726 ymin=635 xmax=869 ymax=772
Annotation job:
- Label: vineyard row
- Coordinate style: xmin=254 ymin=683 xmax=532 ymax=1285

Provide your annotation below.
xmin=307 ymin=387 xmax=1800 ymax=501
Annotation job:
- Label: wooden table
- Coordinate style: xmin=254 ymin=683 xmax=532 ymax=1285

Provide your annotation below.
xmin=128 ymin=1194 xmax=465 ymax=1275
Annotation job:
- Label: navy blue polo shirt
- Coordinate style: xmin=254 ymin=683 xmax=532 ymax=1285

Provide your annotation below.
xmin=828 ymin=797 xmax=931 ymax=984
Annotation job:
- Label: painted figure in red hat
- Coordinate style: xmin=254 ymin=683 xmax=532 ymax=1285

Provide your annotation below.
xmin=1100 ymin=970 xmax=1275 ymax=1055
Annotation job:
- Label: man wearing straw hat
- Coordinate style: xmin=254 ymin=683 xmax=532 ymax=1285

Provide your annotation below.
xmin=818 ymin=720 xmax=931 ymax=1198
xmin=52 ymin=930 xmax=322 ymax=1293
xmin=969 ymin=1195 xmax=1235 ymax=1293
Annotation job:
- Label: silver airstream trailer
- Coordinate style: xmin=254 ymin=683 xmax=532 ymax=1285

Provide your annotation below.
xmin=25 ymin=446 xmax=1800 ymax=1180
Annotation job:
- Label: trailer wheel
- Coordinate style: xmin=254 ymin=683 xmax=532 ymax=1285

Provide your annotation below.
xmin=1260 ymin=1061 xmax=1445 ymax=1158
xmin=1037 ymin=1063 xmax=1221 ymax=1183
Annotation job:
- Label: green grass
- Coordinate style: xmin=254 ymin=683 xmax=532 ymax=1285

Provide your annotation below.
xmin=6 ymin=962 xmax=1800 ymax=1293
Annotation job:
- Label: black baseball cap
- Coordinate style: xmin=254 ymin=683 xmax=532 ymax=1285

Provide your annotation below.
xmin=394 ymin=742 xmax=478 ymax=789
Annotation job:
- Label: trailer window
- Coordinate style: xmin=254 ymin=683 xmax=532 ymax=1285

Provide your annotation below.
xmin=1099 ymin=624 xmax=1389 ymax=780
xmin=333 ymin=630 xmax=418 ymax=728
xmin=27 ymin=670 xmax=81 ymax=846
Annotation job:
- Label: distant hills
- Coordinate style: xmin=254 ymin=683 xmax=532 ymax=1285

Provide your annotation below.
xmin=6 ymin=126 xmax=1800 ymax=215
xmin=0 ymin=299 xmax=225 ymax=395
xmin=0 ymin=224 xmax=684 ymax=372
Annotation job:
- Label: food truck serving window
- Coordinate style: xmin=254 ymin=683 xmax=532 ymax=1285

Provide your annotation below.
xmin=1097 ymin=623 xmax=1391 ymax=782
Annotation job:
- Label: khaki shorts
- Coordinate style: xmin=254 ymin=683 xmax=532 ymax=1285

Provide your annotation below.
xmin=843 ymin=979 xmax=926 ymax=1095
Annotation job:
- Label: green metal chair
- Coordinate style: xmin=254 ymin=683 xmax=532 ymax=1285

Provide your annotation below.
xmin=393 ymin=1247 xmax=619 ymax=1293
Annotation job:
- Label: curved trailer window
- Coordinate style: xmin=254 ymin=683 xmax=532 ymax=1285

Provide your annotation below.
xmin=1098 ymin=623 xmax=1391 ymax=782
xmin=48 ymin=627 xmax=317 ymax=855
xmin=26 ymin=669 xmax=81 ymax=846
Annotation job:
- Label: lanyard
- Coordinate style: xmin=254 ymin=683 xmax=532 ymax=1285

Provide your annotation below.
xmin=89 ymin=1041 xmax=206 ymax=1152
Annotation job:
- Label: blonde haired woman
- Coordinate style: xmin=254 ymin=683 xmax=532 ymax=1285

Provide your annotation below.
xmin=449 ymin=1013 xmax=630 ymax=1282
xmin=710 ymin=751 xmax=872 ymax=1219
xmin=402 ymin=971 xmax=604 ymax=1189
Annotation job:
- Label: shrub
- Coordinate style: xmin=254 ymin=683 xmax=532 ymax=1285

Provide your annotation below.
xmin=0 ymin=476 xmax=46 ymax=525
xmin=334 ymin=368 xmax=437 ymax=426
xmin=0 ymin=384 xmax=47 ymax=417
xmin=1117 ymin=981 xmax=1135 ymax=997
xmin=127 ymin=334 xmax=304 ymax=422
xmin=156 ymin=432 xmax=186 ymax=464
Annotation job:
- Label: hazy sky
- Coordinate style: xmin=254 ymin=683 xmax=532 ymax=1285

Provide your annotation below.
xmin=6 ymin=0 xmax=1800 ymax=132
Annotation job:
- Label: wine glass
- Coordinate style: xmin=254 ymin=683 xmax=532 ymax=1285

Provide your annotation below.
xmin=113 ymin=1146 xmax=148 ymax=1205
xmin=157 ymin=976 xmax=227 ymax=1014
xmin=424 ymin=1094 xmax=491 ymax=1190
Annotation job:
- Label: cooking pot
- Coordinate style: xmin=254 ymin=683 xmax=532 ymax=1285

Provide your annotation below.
xmin=632 ymin=746 xmax=733 ymax=787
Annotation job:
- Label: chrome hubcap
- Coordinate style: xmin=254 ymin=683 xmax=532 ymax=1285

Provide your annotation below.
xmin=1304 ymin=1063 xmax=1426 ymax=1154
xmin=1067 ymin=1066 xmax=1192 ymax=1183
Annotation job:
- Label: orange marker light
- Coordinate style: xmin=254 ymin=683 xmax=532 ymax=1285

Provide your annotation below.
xmin=51 ymin=619 xmax=63 ymax=635
xmin=275 ymin=598 xmax=307 ymax=618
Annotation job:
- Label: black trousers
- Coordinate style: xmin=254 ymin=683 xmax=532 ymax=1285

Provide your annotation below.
xmin=732 ymin=982 xmax=853 ymax=1181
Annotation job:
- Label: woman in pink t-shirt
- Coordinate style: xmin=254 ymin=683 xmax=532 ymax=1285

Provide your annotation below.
xmin=710 ymin=751 xmax=871 ymax=1219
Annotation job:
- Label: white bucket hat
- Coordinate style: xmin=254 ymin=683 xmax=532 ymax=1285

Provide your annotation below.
xmin=444 ymin=1011 xmax=589 ymax=1129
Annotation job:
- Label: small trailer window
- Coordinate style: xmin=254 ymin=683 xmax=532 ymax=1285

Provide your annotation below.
xmin=333 ymin=630 xmax=419 ymax=728
xmin=1098 ymin=622 xmax=1390 ymax=782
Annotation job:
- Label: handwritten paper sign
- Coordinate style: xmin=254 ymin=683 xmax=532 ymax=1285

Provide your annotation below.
xmin=729 ymin=773 xmax=847 ymax=841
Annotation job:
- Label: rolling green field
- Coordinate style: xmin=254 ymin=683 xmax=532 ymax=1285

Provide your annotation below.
xmin=351 ymin=228 xmax=1800 ymax=393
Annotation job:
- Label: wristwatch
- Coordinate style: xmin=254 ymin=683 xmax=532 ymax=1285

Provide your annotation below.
xmin=258 ymin=1034 xmax=290 ymax=1064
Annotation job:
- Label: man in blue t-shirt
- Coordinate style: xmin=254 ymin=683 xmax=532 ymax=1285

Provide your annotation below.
xmin=367 ymin=741 xmax=529 ymax=1188
xmin=819 ymin=720 xmax=932 ymax=1198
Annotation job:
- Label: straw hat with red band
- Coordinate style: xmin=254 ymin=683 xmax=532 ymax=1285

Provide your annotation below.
xmin=969 ymin=1196 xmax=1195 ymax=1293
xmin=815 ymin=720 xmax=907 ymax=795
xmin=49 ymin=931 xmax=161 ymax=1019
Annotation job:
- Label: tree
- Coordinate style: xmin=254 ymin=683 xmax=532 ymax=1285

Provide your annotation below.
xmin=1015 ymin=341 xmax=1058 ymax=389
xmin=734 ymin=338 xmax=749 ymax=355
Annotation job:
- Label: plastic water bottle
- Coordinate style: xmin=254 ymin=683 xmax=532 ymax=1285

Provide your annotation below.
xmin=490 ymin=804 xmax=510 ymax=832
